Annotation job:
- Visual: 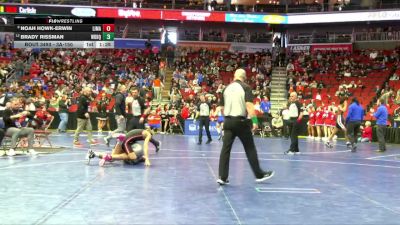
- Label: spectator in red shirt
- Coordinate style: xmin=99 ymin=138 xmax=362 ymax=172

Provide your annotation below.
xmin=147 ymin=110 xmax=162 ymax=132
xmin=358 ymin=121 xmax=372 ymax=143
xmin=30 ymin=103 xmax=54 ymax=129
xmin=180 ymin=103 xmax=190 ymax=120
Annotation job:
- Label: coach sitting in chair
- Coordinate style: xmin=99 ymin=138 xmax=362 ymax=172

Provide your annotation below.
xmin=271 ymin=113 xmax=284 ymax=137
xmin=3 ymin=98 xmax=37 ymax=156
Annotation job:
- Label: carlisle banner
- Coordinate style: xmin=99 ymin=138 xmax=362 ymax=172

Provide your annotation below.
xmin=0 ymin=4 xmax=96 ymax=17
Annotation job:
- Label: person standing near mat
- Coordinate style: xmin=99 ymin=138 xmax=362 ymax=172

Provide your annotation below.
xmin=0 ymin=128 xmax=4 ymax=147
xmin=346 ymin=97 xmax=364 ymax=152
xmin=126 ymin=87 xmax=149 ymax=132
xmin=73 ymin=87 xmax=97 ymax=146
xmin=284 ymin=92 xmax=303 ymax=155
xmin=373 ymin=97 xmax=388 ymax=152
xmin=196 ymin=94 xmax=212 ymax=145
xmin=104 ymin=85 xmax=127 ymax=147
xmin=217 ymin=68 xmax=274 ymax=185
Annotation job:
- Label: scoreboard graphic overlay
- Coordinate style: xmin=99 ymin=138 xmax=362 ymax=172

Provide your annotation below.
xmin=14 ymin=18 xmax=115 ymax=48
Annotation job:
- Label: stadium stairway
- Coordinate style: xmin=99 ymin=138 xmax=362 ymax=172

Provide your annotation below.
xmin=270 ymin=67 xmax=288 ymax=114
xmin=151 ymin=68 xmax=173 ymax=107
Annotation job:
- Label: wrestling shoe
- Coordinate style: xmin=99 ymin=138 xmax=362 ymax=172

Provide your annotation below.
xmin=73 ymin=141 xmax=83 ymax=147
xmin=256 ymin=171 xmax=275 ymax=183
xmin=155 ymin=141 xmax=161 ymax=153
xmin=85 ymin=149 xmax=95 ymax=165
xmin=99 ymin=153 xmax=112 ymax=167
xmin=103 ymin=137 xmax=110 ymax=147
xmin=28 ymin=149 xmax=38 ymax=156
xmin=375 ymin=149 xmax=386 ymax=153
xmin=7 ymin=149 xmax=16 ymax=156
xmin=87 ymin=139 xmax=98 ymax=145
xmin=284 ymin=150 xmax=300 ymax=155
xmin=325 ymin=142 xmax=333 ymax=148
xmin=216 ymin=178 xmax=230 ymax=185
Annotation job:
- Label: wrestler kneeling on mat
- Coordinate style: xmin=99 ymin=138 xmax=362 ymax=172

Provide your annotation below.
xmin=85 ymin=129 xmax=161 ymax=167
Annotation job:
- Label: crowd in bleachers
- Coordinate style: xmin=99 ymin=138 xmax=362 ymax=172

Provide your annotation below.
xmin=0 ymin=45 xmax=275 ymax=139
xmin=284 ymin=47 xmax=400 ymax=132
xmin=2 ymin=41 xmax=400 ymax=152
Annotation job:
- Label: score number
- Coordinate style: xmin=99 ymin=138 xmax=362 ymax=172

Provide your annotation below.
xmin=102 ymin=24 xmax=114 ymax=32
xmin=102 ymin=24 xmax=115 ymax=41
xmin=102 ymin=24 xmax=114 ymax=41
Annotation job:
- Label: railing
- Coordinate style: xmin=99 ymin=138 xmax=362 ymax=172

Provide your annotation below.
xmin=289 ymin=33 xmax=352 ymax=44
xmin=354 ymin=31 xmax=400 ymax=42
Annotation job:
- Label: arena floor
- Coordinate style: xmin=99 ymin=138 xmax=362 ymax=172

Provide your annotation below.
xmin=1 ymin=133 xmax=400 ymax=225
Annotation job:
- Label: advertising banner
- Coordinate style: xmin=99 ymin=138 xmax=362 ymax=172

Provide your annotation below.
xmin=97 ymin=8 xmax=161 ymax=20
xmin=177 ymin=41 xmax=231 ymax=51
xmin=287 ymin=10 xmax=400 ymax=24
xmin=184 ymin=119 xmax=219 ymax=136
xmin=1 ymin=4 xmax=400 ymax=24
xmin=0 ymin=5 xmax=96 ymax=17
xmin=288 ymin=44 xmax=311 ymax=53
xmin=164 ymin=10 xmax=225 ymax=22
xmin=229 ymin=42 xmax=272 ymax=53
xmin=310 ymin=44 xmax=353 ymax=53
xmin=225 ymin=13 xmax=287 ymax=24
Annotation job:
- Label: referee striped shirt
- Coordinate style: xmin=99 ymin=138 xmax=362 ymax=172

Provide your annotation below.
xmin=220 ymin=80 xmax=253 ymax=117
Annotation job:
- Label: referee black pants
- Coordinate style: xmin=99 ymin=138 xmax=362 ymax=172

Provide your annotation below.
xmin=346 ymin=121 xmax=361 ymax=146
xmin=288 ymin=118 xmax=300 ymax=152
xmin=198 ymin=116 xmax=212 ymax=143
xmin=218 ymin=117 xmax=265 ymax=181
xmin=377 ymin=125 xmax=386 ymax=151
xmin=127 ymin=116 xmax=145 ymax=132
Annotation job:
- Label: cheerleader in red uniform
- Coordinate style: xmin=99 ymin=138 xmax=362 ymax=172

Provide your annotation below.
xmin=326 ymin=99 xmax=348 ymax=148
xmin=315 ymin=106 xmax=324 ymax=141
xmin=322 ymin=106 xmax=330 ymax=141
xmin=327 ymin=106 xmax=336 ymax=138
xmin=209 ymin=104 xmax=218 ymax=123
xmin=307 ymin=106 xmax=316 ymax=139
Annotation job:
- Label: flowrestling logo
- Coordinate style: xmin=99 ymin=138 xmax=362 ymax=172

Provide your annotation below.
xmin=118 ymin=9 xmax=141 ymax=18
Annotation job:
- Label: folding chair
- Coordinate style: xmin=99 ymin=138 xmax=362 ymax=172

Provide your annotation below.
xmin=34 ymin=116 xmax=54 ymax=148
xmin=252 ymin=125 xmax=266 ymax=137
xmin=262 ymin=122 xmax=273 ymax=137
xmin=167 ymin=117 xmax=184 ymax=134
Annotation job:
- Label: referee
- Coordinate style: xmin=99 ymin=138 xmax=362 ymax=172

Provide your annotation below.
xmin=196 ymin=94 xmax=212 ymax=145
xmin=284 ymin=92 xmax=303 ymax=155
xmin=217 ymin=69 xmax=274 ymax=185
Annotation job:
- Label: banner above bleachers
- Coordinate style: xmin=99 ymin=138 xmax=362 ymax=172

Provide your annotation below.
xmin=1 ymin=3 xmax=400 ymax=25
